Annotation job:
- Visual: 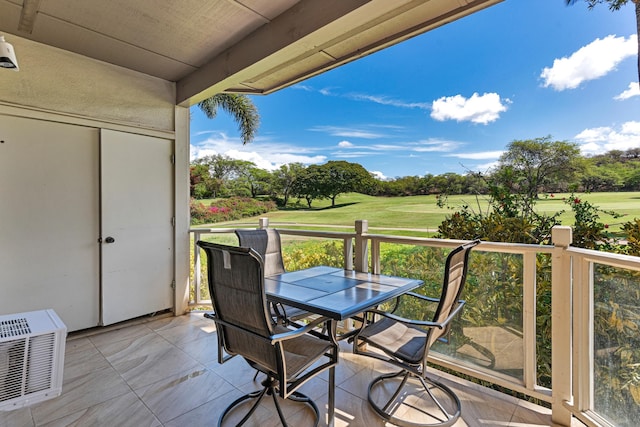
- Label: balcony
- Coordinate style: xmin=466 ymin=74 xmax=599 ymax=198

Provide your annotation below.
xmin=190 ymin=220 xmax=640 ymax=426
xmin=4 ymin=312 xmax=581 ymax=427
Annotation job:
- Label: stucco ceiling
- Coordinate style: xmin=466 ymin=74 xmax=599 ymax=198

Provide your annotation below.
xmin=0 ymin=0 xmax=502 ymax=106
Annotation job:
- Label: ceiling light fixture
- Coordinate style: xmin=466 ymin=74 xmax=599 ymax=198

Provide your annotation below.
xmin=0 ymin=35 xmax=19 ymax=71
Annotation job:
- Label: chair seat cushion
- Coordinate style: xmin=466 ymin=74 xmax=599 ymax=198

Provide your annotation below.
xmin=272 ymin=303 xmax=310 ymax=321
xmin=359 ymin=317 xmax=427 ymax=365
xmin=276 ymin=325 xmax=333 ymax=378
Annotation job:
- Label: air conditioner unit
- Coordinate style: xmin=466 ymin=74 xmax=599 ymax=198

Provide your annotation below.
xmin=0 ymin=309 xmax=66 ymax=411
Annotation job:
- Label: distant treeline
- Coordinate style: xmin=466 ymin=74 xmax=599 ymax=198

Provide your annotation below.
xmin=191 ymin=137 xmax=640 ymax=205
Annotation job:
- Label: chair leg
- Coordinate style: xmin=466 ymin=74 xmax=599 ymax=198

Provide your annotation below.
xmin=218 ymin=388 xmax=267 ymax=427
xmin=377 ymin=370 xmax=410 ymax=413
xmin=218 ymin=376 xmax=320 ymax=427
xmin=273 ymin=390 xmax=320 ymax=427
xmin=367 ymin=369 xmax=461 ymax=427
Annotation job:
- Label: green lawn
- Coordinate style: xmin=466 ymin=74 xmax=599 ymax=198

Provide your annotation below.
xmin=197 ymin=192 xmax=640 ymax=235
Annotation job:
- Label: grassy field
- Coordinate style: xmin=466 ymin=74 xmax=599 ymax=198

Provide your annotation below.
xmin=198 ymin=192 xmax=640 ymax=235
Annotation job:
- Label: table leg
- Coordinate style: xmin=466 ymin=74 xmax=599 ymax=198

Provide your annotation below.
xmin=328 ymin=365 xmax=335 ymax=427
xmin=328 ymin=320 xmax=337 ymax=427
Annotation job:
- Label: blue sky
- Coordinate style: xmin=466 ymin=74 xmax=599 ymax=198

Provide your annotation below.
xmin=190 ymin=0 xmax=639 ymax=180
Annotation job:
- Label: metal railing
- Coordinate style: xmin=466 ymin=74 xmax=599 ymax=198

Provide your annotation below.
xmin=191 ymin=218 xmax=356 ymax=304
xmin=189 ymin=219 xmax=640 ymax=427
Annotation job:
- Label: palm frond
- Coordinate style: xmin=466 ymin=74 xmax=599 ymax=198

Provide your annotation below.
xmin=197 ymin=94 xmax=260 ymax=144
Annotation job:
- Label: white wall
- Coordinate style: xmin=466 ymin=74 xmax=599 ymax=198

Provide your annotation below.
xmin=0 ymin=36 xmax=175 ymax=131
xmin=0 ymin=35 xmax=191 ymax=327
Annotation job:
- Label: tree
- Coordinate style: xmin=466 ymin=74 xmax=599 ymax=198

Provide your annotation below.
xmin=190 ymin=163 xmax=215 ymax=198
xmin=495 ymin=136 xmax=583 ymax=200
xmin=291 ymin=166 xmax=321 ymax=208
xmin=379 ymin=175 xmax=426 ymax=196
xmin=566 ymin=0 xmax=640 ymax=83
xmin=315 ymin=161 xmax=376 ymax=207
xmin=192 ymin=154 xmax=251 ymax=197
xmin=289 ymin=161 xmax=375 ymax=207
xmin=581 ymin=168 xmax=623 ymax=191
xmin=430 ymin=172 xmax=466 ymax=195
xmin=238 ymin=165 xmax=273 ymax=198
xmin=197 ymin=94 xmax=260 ymax=144
xmin=272 ymin=163 xmax=306 ymax=206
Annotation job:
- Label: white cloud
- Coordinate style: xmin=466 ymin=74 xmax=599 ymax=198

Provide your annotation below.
xmin=292 ymin=85 xmax=431 ymax=110
xmin=310 ymin=125 xmax=386 ymax=139
xmin=410 ymin=139 xmax=462 ymax=152
xmin=348 ymin=93 xmax=430 ymax=110
xmin=332 ymin=150 xmax=383 ymax=158
xmin=370 ymin=170 xmax=387 ymax=180
xmin=292 ymin=84 xmax=313 ymax=91
xmin=338 ymin=140 xmax=354 ymax=147
xmin=190 ymin=132 xmax=325 ymax=170
xmin=446 ymin=150 xmax=504 ymax=160
xmin=614 ymin=82 xmax=640 ymax=100
xmin=330 ymin=139 xmax=462 ymax=154
xmin=622 ymin=121 xmax=640 ymax=134
xmin=430 ymin=93 xmax=509 ymax=124
xmin=541 ymin=34 xmax=637 ymax=91
xmin=474 ymin=161 xmax=500 ymax=172
xmin=574 ymin=121 xmax=640 ymax=155
xmin=368 ymin=144 xmax=407 ymax=151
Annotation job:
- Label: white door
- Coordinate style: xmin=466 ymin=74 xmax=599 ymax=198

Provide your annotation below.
xmin=100 ymin=129 xmax=174 ymax=325
xmin=0 ymin=115 xmax=100 ymax=331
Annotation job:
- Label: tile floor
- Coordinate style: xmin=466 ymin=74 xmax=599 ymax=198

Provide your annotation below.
xmin=1 ymin=313 xmax=582 ymax=427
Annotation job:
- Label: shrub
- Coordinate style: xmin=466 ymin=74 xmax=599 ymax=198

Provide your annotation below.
xmin=622 ymin=218 xmax=640 ymax=256
xmin=190 ymin=197 xmax=277 ymax=225
xmin=282 ymin=240 xmax=345 ymax=270
xmin=565 ymin=193 xmax=623 ymax=251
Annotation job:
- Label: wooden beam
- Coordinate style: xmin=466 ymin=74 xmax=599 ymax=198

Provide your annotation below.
xmin=176 ymin=0 xmax=369 ymax=106
xmin=18 ymin=0 xmax=42 ymax=34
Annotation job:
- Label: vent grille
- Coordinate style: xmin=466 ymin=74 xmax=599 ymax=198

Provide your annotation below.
xmin=0 ymin=310 xmax=66 ymax=410
xmin=0 ymin=334 xmax=55 ymax=403
xmin=0 ymin=318 xmax=31 ymax=338
xmin=0 ymin=339 xmax=26 ymax=402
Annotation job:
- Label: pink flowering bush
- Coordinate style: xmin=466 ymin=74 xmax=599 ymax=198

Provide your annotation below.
xmin=190 ymin=197 xmax=277 ymax=225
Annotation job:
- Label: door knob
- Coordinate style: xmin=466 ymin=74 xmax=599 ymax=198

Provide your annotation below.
xmin=105 ymin=236 xmax=115 ymax=243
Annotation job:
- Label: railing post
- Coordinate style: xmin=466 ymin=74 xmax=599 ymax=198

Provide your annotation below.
xmin=551 ymin=225 xmax=573 ymax=426
xmin=193 ymin=231 xmax=202 ymax=304
xmin=344 ymin=238 xmax=354 ymax=271
xmin=354 ymin=220 xmax=368 ymax=273
xmin=258 ymin=217 xmax=269 ymax=229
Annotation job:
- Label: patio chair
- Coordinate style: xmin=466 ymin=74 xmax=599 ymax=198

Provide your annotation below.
xmin=197 ymin=240 xmax=338 ymax=426
xmin=235 ymin=228 xmax=310 ymax=324
xmin=352 ymin=239 xmax=481 ymax=427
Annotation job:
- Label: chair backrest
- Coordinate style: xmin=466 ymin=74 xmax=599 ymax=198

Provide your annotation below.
xmin=196 ymin=240 xmax=280 ymax=372
xmin=235 ymin=228 xmax=286 ymax=276
xmin=428 ymin=239 xmax=481 ymax=347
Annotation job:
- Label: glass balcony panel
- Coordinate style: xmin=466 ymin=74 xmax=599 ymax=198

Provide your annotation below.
xmin=536 ymin=253 xmax=552 ymax=389
xmin=593 ymin=264 xmax=640 ymax=427
xmin=281 ymin=236 xmax=346 ymax=270
xmin=378 ymin=245 xmax=525 ymax=383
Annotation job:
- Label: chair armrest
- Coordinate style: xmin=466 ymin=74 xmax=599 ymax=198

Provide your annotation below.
xmin=387 ymin=292 xmax=438 ymax=314
xmin=270 ymin=316 xmax=332 ymax=343
xmin=366 ymin=299 xmax=466 ymax=330
xmin=207 ymin=313 xmax=331 ymax=345
xmin=403 ymin=292 xmax=440 ymax=304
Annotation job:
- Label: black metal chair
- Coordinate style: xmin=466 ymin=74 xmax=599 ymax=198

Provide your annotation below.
xmin=197 ymin=240 xmax=338 ymax=427
xmin=235 ymin=228 xmax=311 ymax=324
xmin=352 ymin=239 xmax=481 ymax=427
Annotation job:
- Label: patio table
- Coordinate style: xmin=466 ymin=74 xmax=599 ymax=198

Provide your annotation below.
xmin=264 ymin=265 xmax=423 ymax=426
